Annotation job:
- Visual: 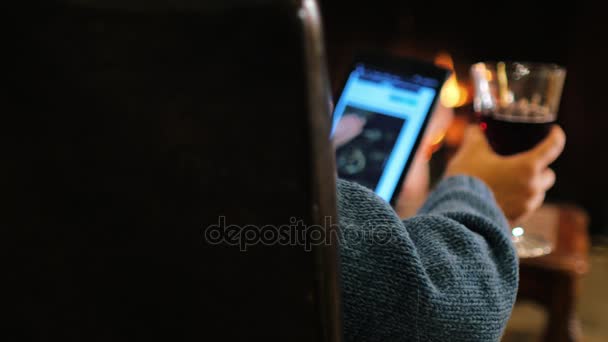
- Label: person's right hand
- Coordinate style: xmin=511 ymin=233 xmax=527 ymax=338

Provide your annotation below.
xmin=444 ymin=124 xmax=566 ymax=225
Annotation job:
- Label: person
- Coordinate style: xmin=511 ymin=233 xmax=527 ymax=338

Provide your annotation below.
xmin=336 ymin=121 xmax=566 ymax=341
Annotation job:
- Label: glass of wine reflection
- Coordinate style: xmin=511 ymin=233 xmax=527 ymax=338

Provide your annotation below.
xmin=470 ymin=61 xmax=566 ymax=258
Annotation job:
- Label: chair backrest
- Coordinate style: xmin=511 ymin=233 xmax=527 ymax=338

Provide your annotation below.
xmin=4 ymin=0 xmax=341 ymax=340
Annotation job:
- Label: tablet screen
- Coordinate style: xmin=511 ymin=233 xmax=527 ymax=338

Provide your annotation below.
xmin=331 ymin=61 xmax=445 ymax=202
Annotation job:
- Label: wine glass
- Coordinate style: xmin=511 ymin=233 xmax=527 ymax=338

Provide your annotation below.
xmin=470 ymin=61 xmax=566 ymax=258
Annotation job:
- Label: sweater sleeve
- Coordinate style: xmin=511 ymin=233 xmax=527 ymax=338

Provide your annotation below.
xmin=337 ymin=176 xmax=518 ymax=342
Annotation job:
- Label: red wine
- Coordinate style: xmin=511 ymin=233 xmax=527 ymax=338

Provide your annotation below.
xmin=479 ymin=114 xmax=553 ymax=156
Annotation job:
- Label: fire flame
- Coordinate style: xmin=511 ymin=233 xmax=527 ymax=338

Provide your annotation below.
xmin=434 ymin=52 xmax=469 ymax=108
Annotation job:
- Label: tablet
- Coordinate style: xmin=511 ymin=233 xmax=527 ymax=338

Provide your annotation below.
xmin=331 ymin=53 xmax=450 ymax=205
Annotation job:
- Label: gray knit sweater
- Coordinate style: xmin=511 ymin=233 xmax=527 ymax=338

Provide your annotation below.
xmin=337 ymin=175 xmax=518 ymax=342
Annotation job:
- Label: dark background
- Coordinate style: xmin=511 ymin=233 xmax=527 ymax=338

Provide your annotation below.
xmin=322 ymin=0 xmax=608 ymax=237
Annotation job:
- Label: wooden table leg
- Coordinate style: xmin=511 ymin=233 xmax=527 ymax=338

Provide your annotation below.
xmin=542 ymin=273 xmax=583 ymax=342
xmin=516 ymin=205 xmax=590 ymax=341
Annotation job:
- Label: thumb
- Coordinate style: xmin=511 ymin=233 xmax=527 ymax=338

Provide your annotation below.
xmin=522 ymin=125 xmax=566 ymax=167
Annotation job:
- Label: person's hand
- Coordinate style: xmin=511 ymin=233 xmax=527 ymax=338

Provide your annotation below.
xmin=444 ymin=124 xmax=566 ymax=225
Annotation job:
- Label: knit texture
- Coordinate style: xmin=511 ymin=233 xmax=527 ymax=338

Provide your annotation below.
xmin=337 ymin=176 xmax=518 ymax=342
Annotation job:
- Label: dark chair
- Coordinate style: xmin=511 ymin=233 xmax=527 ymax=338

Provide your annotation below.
xmin=4 ymin=0 xmax=341 ymax=340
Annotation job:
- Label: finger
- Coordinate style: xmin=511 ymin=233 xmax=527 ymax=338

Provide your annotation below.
xmin=345 ymin=115 xmax=366 ymax=129
xmin=538 ymin=168 xmax=556 ymax=191
xmin=528 ymin=125 xmax=566 ymax=167
xmin=510 ymin=192 xmax=545 ymax=226
xmin=528 ymin=192 xmax=546 ymax=214
xmin=354 ymin=116 xmax=367 ymax=131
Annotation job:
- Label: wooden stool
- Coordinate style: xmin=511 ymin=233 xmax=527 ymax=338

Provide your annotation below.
xmin=517 ymin=204 xmax=590 ymax=342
